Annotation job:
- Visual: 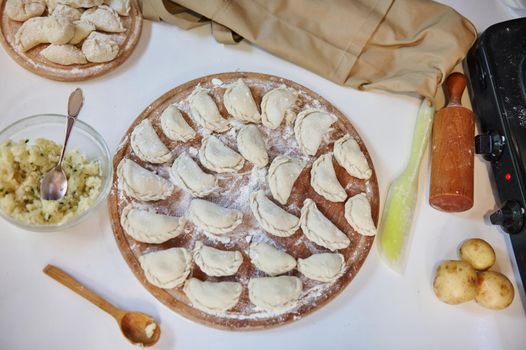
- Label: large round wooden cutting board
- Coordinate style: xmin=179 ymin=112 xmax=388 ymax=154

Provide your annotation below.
xmin=0 ymin=0 xmax=142 ymax=81
xmin=108 ymin=72 xmax=380 ymax=330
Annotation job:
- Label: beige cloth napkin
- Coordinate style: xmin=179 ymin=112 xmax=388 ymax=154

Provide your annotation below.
xmin=139 ymin=0 xmax=476 ymax=100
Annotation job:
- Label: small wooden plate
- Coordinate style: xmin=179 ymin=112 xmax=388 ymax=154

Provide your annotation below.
xmin=108 ymin=72 xmax=380 ymax=330
xmin=0 ymin=0 xmax=142 ymax=81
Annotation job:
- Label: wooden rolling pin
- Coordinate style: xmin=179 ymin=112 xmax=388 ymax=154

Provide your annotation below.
xmin=429 ymin=72 xmax=474 ymax=212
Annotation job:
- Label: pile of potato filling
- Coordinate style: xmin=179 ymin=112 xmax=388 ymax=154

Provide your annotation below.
xmin=0 ymin=138 xmax=102 ymax=225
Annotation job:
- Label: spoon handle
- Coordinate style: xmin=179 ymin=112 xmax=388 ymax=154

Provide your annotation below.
xmin=43 ymin=264 xmax=125 ymax=321
xmin=58 ymin=88 xmax=83 ymax=166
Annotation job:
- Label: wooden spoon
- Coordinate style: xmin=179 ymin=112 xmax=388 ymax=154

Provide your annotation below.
xmin=43 ymin=264 xmax=160 ymax=347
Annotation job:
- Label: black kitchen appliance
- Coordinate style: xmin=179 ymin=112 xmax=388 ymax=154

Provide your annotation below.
xmin=465 ymin=17 xmax=526 ymax=290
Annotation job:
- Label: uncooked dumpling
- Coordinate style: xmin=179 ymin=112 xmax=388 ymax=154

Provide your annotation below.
xmin=198 ymin=135 xmax=244 ymax=173
xmin=51 ymin=4 xmax=82 ymax=21
xmin=333 ymin=134 xmax=372 ymax=180
xmin=261 ymin=87 xmax=297 ymax=129
xmin=169 ymin=153 xmax=216 ymax=197
xmin=44 ymin=16 xmax=75 ymax=43
xmin=193 ymin=241 xmax=243 ymax=277
xmin=183 ymin=278 xmax=242 ymax=314
xmin=15 ymin=16 xmax=75 ymax=52
xmin=344 ymin=193 xmax=376 ymax=236
xmin=267 ymin=155 xmax=305 ymax=205
xmin=188 ymin=199 xmax=242 ymax=235
xmin=80 ymin=5 xmax=125 ymax=32
xmin=81 ymin=32 xmax=119 ymax=62
xmin=57 ymin=0 xmax=103 ymax=7
xmin=41 ymin=44 xmax=87 ymax=65
xmin=249 ymin=242 xmax=296 ymax=276
xmin=104 ymin=0 xmax=129 ymax=16
xmin=69 ymin=19 xmax=95 ymax=44
xmin=188 ymin=86 xmax=229 ymax=133
xmin=237 ymin=124 xmax=268 ymax=168
xmin=117 ymin=158 xmax=174 ymax=201
xmin=248 ymin=276 xmax=302 ymax=312
xmin=297 ymin=253 xmax=345 ymax=282
xmin=120 ymin=205 xmax=186 ymax=244
xmin=294 ymin=109 xmax=336 ymax=156
xmin=310 ymin=153 xmax=347 ymax=202
xmin=300 ymin=199 xmax=350 ymax=251
xmin=131 ymin=119 xmax=172 ymax=164
xmin=249 ymin=190 xmax=299 ymax=237
xmin=15 ymin=17 xmax=46 ymax=51
xmin=6 ymin=0 xmax=45 ymax=21
xmin=139 ymin=247 xmax=191 ymax=289
xmin=160 ymin=105 xmax=196 ymax=142
xmin=223 ymin=79 xmax=261 ymax=123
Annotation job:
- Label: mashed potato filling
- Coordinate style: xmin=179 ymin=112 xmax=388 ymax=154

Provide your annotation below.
xmin=0 ymin=138 xmax=102 ymax=225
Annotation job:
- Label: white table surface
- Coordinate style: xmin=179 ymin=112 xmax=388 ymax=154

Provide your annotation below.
xmin=1 ymin=1 xmax=525 ymax=349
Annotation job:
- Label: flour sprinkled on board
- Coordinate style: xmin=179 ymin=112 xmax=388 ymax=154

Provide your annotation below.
xmin=109 ymin=73 xmax=378 ymax=330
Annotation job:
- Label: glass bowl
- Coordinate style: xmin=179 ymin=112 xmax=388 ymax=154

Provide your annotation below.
xmin=0 ymin=114 xmax=112 ymax=232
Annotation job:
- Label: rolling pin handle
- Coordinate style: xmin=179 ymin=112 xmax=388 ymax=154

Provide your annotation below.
xmin=446 ymin=72 xmax=466 ymax=107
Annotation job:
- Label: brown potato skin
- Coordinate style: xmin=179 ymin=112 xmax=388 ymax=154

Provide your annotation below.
xmin=433 ymin=260 xmax=477 ymax=305
xmin=475 ymin=271 xmax=514 ymax=310
xmin=460 ymin=239 xmax=496 ymax=270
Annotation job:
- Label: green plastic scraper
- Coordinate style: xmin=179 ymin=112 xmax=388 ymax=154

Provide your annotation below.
xmin=377 ymin=98 xmax=435 ymax=273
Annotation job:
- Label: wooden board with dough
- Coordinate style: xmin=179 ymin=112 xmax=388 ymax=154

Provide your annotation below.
xmin=0 ymin=0 xmax=142 ymax=81
xmin=108 ymin=72 xmax=380 ymax=330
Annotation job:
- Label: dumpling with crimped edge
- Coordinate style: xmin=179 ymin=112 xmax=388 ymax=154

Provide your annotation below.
xmin=249 ymin=190 xmax=299 ymax=237
xmin=223 ymin=79 xmax=261 ymax=123
xmin=117 ymin=158 xmax=174 ymax=201
xmin=198 ymin=135 xmax=244 ymax=173
xmin=333 ymin=134 xmax=372 ymax=180
xmin=183 ymin=278 xmax=242 ymax=315
xmin=69 ymin=20 xmax=95 ymax=45
xmin=15 ymin=17 xmax=47 ymax=52
xmin=237 ymin=124 xmax=268 ymax=168
xmin=248 ymin=276 xmax=302 ymax=312
xmin=15 ymin=16 xmax=75 ymax=52
xmin=344 ymin=193 xmax=376 ymax=236
xmin=160 ymin=105 xmax=196 ymax=142
xmin=80 ymin=5 xmax=125 ymax=33
xmin=81 ymin=32 xmax=119 ymax=63
xmin=300 ymin=199 xmax=350 ymax=251
xmin=310 ymin=153 xmax=347 ymax=202
xmin=130 ymin=119 xmax=172 ymax=164
xmin=43 ymin=16 xmax=76 ymax=44
xmin=188 ymin=199 xmax=242 ymax=235
xmin=297 ymin=253 xmax=345 ymax=282
xmin=249 ymin=242 xmax=296 ymax=276
xmin=267 ymin=155 xmax=305 ymax=205
xmin=41 ymin=44 xmax=87 ymax=65
xmin=120 ymin=205 xmax=186 ymax=244
xmin=188 ymin=86 xmax=229 ymax=133
xmin=193 ymin=241 xmax=243 ymax=277
xmin=169 ymin=152 xmax=216 ymax=198
xmin=6 ymin=0 xmax=46 ymax=22
xmin=51 ymin=4 xmax=82 ymax=21
xmin=294 ymin=109 xmax=337 ymax=156
xmin=261 ymin=86 xmax=298 ymax=129
xmin=139 ymin=247 xmax=191 ymax=289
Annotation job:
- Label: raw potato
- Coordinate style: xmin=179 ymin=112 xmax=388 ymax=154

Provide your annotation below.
xmin=433 ymin=260 xmax=477 ymax=305
xmin=475 ymin=271 xmax=514 ymax=310
xmin=459 ymin=238 xmax=496 ymax=270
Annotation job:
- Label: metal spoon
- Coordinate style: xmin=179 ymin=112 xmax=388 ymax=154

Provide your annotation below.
xmin=40 ymin=88 xmax=84 ymax=201
xmin=43 ymin=264 xmax=161 ymax=347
